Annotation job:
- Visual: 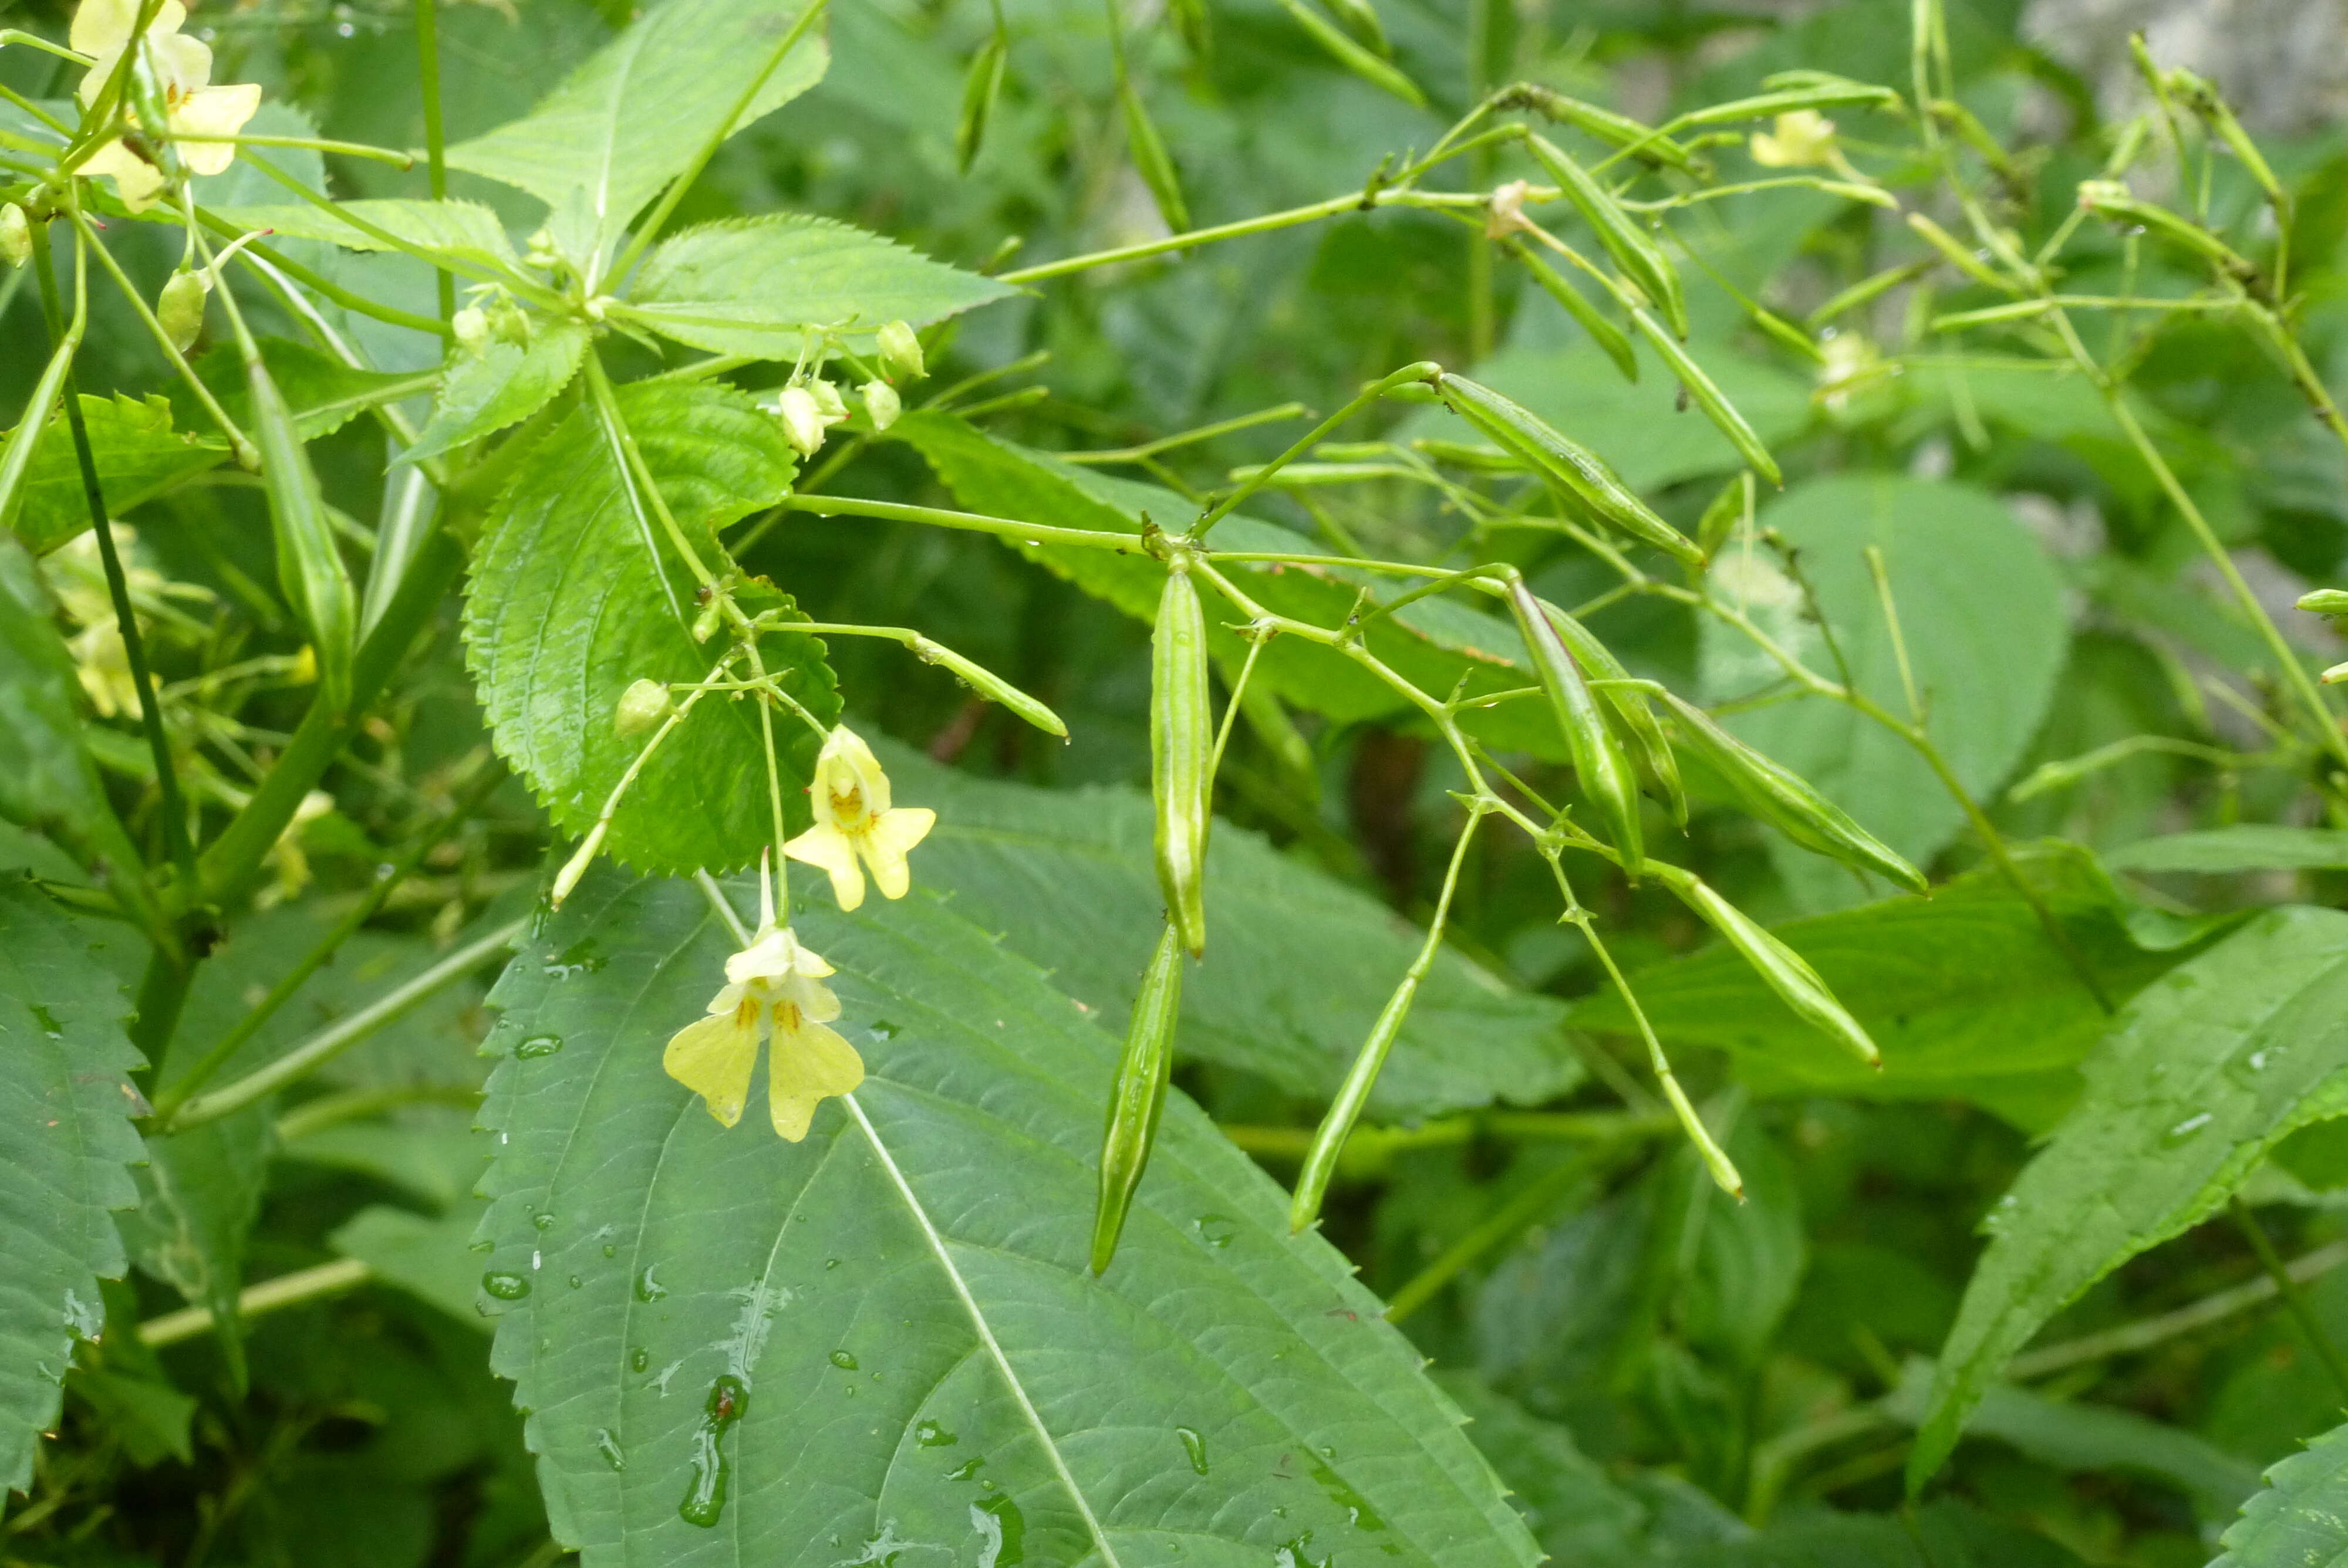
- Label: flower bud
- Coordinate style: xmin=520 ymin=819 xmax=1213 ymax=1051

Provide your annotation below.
xmin=614 ymin=677 xmax=672 ymax=737
xmin=876 ymin=319 xmax=925 ymax=381
xmin=1091 ymin=921 xmax=1183 ymax=1274
xmin=550 ymin=820 xmax=608 ymax=910
xmin=524 ymin=228 xmax=561 ymax=269
xmin=158 ymin=269 xmax=210 ymax=354
xmin=776 ymin=386 xmax=827 ymax=457
xmin=2300 ymin=589 xmax=2348 ymax=616
xmin=486 ymin=296 xmax=531 ymax=345
xmin=0 ymin=203 xmax=29 ymax=269
xmin=1750 ymin=109 xmax=1837 ymax=168
xmin=451 ymin=305 xmax=490 ymax=352
xmin=861 ymin=379 xmax=902 ymax=432
xmin=808 ymin=378 xmax=849 ymax=425
xmin=1151 ymin=559 xmax=1212 ymax=957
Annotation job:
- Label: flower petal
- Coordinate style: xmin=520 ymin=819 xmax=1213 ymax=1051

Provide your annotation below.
xmin=858 ymin=807 xmax=935 ymax=901
xmin=173 ymin=82 xmax=259 ymax=175
xmin=663 ymin=1011 xmax=760 ymax=1128
xmin=784 ymin=823 xmax=865 ymax=910
xmin=70 ymin=0 xmax=145 ymax=59
xmin=78 ymin=138 xmax=167 ymax=212
xmin=152 ymin=29 xmax=211 ymax=91
xmin=724 ymin=927 xmax=798 ymax=985
xmin=767 ymin=1016 xmax=863 ymax=1141
xmin=780 ymin=972 xmax=842 ymax=1025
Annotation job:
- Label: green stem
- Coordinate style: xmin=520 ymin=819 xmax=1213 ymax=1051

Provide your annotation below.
xmin=1192 ymin=361 xmax=1440 ymax=538
xmin=414 ymin=0 xmax=453 ymax=323
xmin=2232 ymin=1198 xmax=2348 ymax=1405
xmin=164 ymin=916 xmax=525 ymax=1131
xmin=172 ymin=131 xmax=417 ymax=168
xmin=781 ymin=492 xmax=1141 ymax=552
xmin=275 ymin=1082 xmax=479 ymax=1141
xmin=140 ymin=1258 xmax=372 ymax=1348
xmin=188 ymin=206 xmax=453 ymax=338
xmin=69 ymin=207 xmax=257 ymax=467
xmin=33 ymin=219 xmax=197 ymax=888
xmin=998 ymin=188 xmax=1489 ymax=285
xmin=1384 ymin=1149 xmax=1607 ymax=1322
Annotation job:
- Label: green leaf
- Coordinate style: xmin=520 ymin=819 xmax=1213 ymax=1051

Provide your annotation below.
xmin=1686 ymin=1501 xmax=2089 ymax=1568
xmin=477 ymin=870 xmax=1541 ymax=1564
xmin=892 ymin=413 xmax=1576 ymax=761
xmin=620 ymin=216 xmax=1014 ymax=360
xmin=1884 ymin=1360 xmax=2261 ymax=1525
xmin=444 ymin=0 xmax=828 ymax=262
xmin=68 ymin=1364 xmax=197 ymax=1468
xmin=465 ymin=377 xmax=838 ymax=874
xmin=876 ymin=739 xmax=1578 ymax=1116
xmin=210 ymin=199 xmax=522 ymax=280
xmin=332 ymin=1202 xmax=495 ymax=1332
xmin=1699 ymin=476 xmax=2069 ymax=908
xmin=2213 ymin=1417 xmax=2348 ymax=1567
xmin=0 ymin=538 xmax=134 ymax=876
xmin=1910 ymin=907 xmax=2348 ymax=1491
xmin=1437 ymin=1373 xmax=1651 ymax=1562
xmin=406 ymin=320 xmax=589 ymax=462
xmin=8 ymin=395 xmax=228 ymax=555
xmin=0 ymin=880 xmax=146 ymax=1492
xmin=1568 ymin=846 xmax=2204 ymax=1126
xmin=2108 ymin=825 xmax=2348 ymax=874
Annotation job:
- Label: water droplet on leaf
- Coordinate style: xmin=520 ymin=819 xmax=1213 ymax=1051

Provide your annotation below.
xmin=1176 ymin=1427 xmax=1208 ymax=1474
xmin=515 ymin=1033 xmax=564 ymax=1059
xmin=915 ymin=1420 xmax=957 ymax=1447
xmin=595 ymin=1428 xmax=625 ymax=1471
xmin=482 ymin=1272 xmax=530 ymax=1300
xmin=636 ymin=1266 xmax=667 ymax=1302
xmin=829 ymin=1349 xmax=858 ymax=1370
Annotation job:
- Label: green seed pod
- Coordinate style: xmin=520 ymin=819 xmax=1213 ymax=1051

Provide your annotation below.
xmin=1652 ymin=862 xmax=1880 ymax=1066
xmin=2299 ymin=589 xmax=2348 ymax=616
xmin=912 ymin=636 xmax=1067 ymax=738
xmin=1409 ymin=437 xmax=1526 ymax=472
xmin=1090 ymin=921 xmax=1185 ymax=1273
xmin=1524 ymin=133 xmax=1688 ymax=339
xmin=1152 ymin=557 xmax=1211 ymax=957
xmin=1317 ymin=0 xmax=1389 ymax=54
xmin=1118 ymin=79 xmax=1192 ymax=235
xmin=1696 ymin=471 xmax=1753 ymax=560
xmin=1656 ymin=690 xmax=1925 ymax=892
xmin=1499 ymin=85 xmax=1699 ymax=173
xmin=1507 ymin=578 xmax=1644 ymax=875
xmin=1905 ymin=211 xmax=2014 ymax=292
xmin=1503 ymin=239 xmax=1637 ymax=383
xmin=0 ymin=203 xmax=29 ymax=269
xmin=247 ymin=352 xmax=356 ymax=714
xmin=1289 ymin=965 xmax=1421 ymax=1232
xmin=1673 ymin=78 xmax=1903 ymax=131
xmin=1273 ymin=0 xmax=1424 ymax=107
xmin=1627 ymin=308 xmax=1784 ymax=488
xmin=955 ymin=32 xmax=1008 ymax=175
xmin=861 ymin=379 xmax=903 ymax=432
xmin=2076 ymin=180 xmax=2257 ymax=282
xmin=613 ymin=677 xmax=672 ymax=737
xmin=1439 ymin=374 xmax=1703 ymax=567
xmin=157 ymin=269 xmax=211 ymax=354
xmin=1538 ymin=595 xmax=1684 ymax=830
xmin=876 ymin=319 xmax=925 ymax=383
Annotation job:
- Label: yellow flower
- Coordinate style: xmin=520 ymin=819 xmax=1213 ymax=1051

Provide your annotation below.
xmin=70 ymin=0 xmax=261 ymax=213
xmin=664 ymin=919 xmax=864 ymax=1141
xmin=1750 ymin=110 xmax=1837 ymax=170
xmin=784 ymin=725 xmax=935 ymax=911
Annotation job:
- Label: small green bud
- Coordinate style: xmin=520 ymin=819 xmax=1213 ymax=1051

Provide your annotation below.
xmin=614 ymin=677 xmax=672 ymax=736
xmin=808 ymin=377 xmax=849 ymax=425
xmin=157 ymin=269 xmax=211 ymax=354
xmin=486 ymin=296 xmax=531 ymax=345
xmin=861 ymin=379 xmax=902 ymax=432
xmin=451 ymin=305 xmax=490 ymax=352
xmin=0 ymin=203 xmax=29 ymax=269
xmin=775 ymin=385 xmax=826 ymax=457
xmin=523 ymin=228 xmax=561 ymax=269
xmin=2299 ymin=589 xmax=2348 ymax=616
xmin=876 ymin=319 xmax=925 ymax=382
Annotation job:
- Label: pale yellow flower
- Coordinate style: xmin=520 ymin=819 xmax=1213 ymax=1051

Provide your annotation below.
xmin=664 ymin=918 xmax=863 ymax=1141
xmin=784 ymin=725 xmax=935 ymax=911
xmin=1750 ymin=110 xmax=1837 ymax=170
xmin=70 ymin=0 xmax=261 ymax=212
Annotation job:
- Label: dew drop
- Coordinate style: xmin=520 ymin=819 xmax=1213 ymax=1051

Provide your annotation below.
xmin=534 ymin=1211 xmax=556 ymax=1231
xmin=825 ymin=1258 xmax=841 ymax=1270
xmin=568 ymin=1276 xmax=583 ymax=1289
xmin=28 ymin=1004 xmax=64 ymax=1040
xmin=1193 ymin=1214 xmax=1237 ymax=1249
xmin=603 ymin=1244 xmax=618 ymax=1259
xmin=915 ymin=1420 xmax=957 ymax=1448
xmin=636 ymin=1266 xmax=668 ymax=1302
xmin=971 ymin=1494 xmax=1024 ymax=1567
xmin=482 ymin=1272 xmax=531 ymax=1300
xmin=595 ymin=1428 xmax=626 ymax=1471
xmin=631 ymin=1348 xmax=649 ymax=1373
xmin=515 ymin=1033 xmax=564 ymax=1059
xmin=1176 ymin=1426 xmax=1208 ymax=1474
xmin=2163 ymin=1111 xmax=2217 ymax=1147
xmin=945 ymin=1456 xmax=985 ymax=1482
xmin=542 ymin=940 xmax=606 ymax=979
xmin=677 ymin=1375 xmax=748 ymax=1528
xmin=868 ymin=1019 xmax=899 ymax=1040
xmin=829 ymin=1349 xmax=858 ymax=1370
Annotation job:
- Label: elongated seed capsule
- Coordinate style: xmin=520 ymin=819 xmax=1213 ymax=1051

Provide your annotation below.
xmin=1152 ymin=557 xmax=1211 ymax=957
xmin=1504 ymin=239 xmax=1638 ymax=383
xmin=1318 ymin=0 xmax=1389 ymax=53
xmin=1410 ymin=437 xmax=1524 ymax=472
xmin=1119 ymin=80 xmax=1191 ymax=235
xmin=913 ymin=635 xmax=1067 ymax=738
xmin=1524 ymin=133 xmax=1688 ymax=340
xmin=1091 ymin=921 xmax=1185 ymax=1273
xmin=956 ymin=33 xmax=1008 ymax=174
xmin=1290 ymin=968 xmax=1421 ymax=1232
xmin=1439 ymin=374 xmax=1704 ymax=567
xmin=1696 ymin=471 xmax=1753 ymax=560
xmin=1500 ymin=86 xmax=1699 ymax=173
xmin=1507 ymin=578 xmax=1644 ymax=875
xmin=1655 ymin=690 xmax=1925 ymax=893
xmin=2076 ymin=181 xmax=2255 ymax=281
xmin=1652 ymin=862 xmax=1880 ymax=1066
xmin=1669 ymin=80 xmax=1902 ymax=130
xmin=1905 ymin=212 xmax=2015 ymax=293
xmin=247 ymin=350 xmax=356 ymax=714
xmin=1539 ymin=596 xmax=1684 ymax=830
xmin=1274 ymin=0 xmax=1425 ymax=108
xmin=1627 ymin=309 xmax=1783 ymax=487
xmin=2299 ymin=589 xmax=2348 ymax=616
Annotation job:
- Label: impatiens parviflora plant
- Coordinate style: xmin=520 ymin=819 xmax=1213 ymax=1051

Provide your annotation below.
xmin=10 ymin=0 xmax=2348 ymax=1553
